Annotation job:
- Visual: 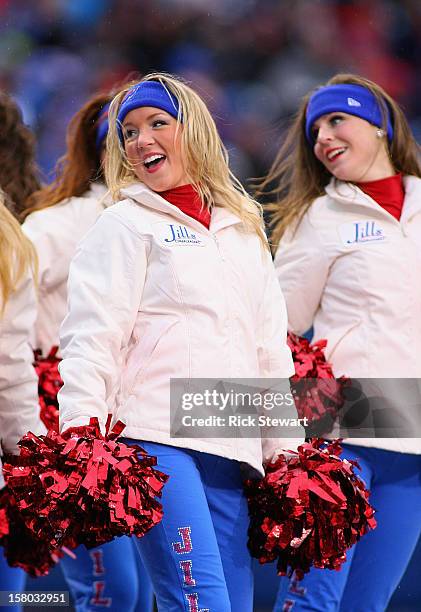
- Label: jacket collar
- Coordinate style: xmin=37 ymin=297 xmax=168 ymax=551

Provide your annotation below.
xmin=120 ymin=182 xmax=243 ymax=234
xmin=88 ymin=181 xmax=108 ymax=198
xmin=401 ymin=176 xmax=421 ymax=223
xmin=87 ymin=181 xmax=113 ymax=207
xmin=325 ymin=176 xmax=421 ymax=224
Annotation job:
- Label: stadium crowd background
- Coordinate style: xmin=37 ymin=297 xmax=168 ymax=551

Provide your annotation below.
xmin=1 ymin=0 xmax=420 ymax=610
xmin=0 ymin=0 xmax=420 ymax=181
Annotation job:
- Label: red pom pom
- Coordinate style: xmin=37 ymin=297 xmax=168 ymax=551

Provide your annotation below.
xmin=287 ymin=332 xmax=348 ymax=433
xmin=3 ymin=417 xmax=168 ymax=567
xmin=0 ymin=488 xmax=10 ymax=538
xmin=245 ymin=439 xmax=376 ymax=579
xmin=0 ymin=486 xmax=65 ymax=577
xmin=33 ymin=347 xmax=61 ymax=432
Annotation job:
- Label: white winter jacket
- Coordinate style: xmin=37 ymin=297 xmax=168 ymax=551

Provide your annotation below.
xmin=22 ymin=183 xmax=109 ymax=355
xmin=58 ymin=183 xmax=298 ymax=475
xmin=0 ymin=271 xmax=46 ymax=488
xmin=274 ymin=176 xmax=421 ymax=454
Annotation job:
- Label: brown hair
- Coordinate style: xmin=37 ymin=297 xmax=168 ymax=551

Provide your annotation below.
xmin=257 ymin=73 xmax=421 ymax=248
xmin=23 ymin=92 xmax=112 ymax=218
xmin=0 ymin=92 xmax=41 ymax=217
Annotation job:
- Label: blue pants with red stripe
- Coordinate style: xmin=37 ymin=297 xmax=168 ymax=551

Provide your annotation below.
xmin=123 ymin=439 xmax=254 ymax=612
xmin=60 ymin=536 xmax=153 ymax=611
xmin=0 ymin=525 xmax=153 ymax=612
xmin=274 ymin=444 xmax=421 ymax=612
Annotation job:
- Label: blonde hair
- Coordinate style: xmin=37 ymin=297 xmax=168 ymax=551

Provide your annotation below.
xmin=257 ymin=73 xmax=421 ymax=249
xmin=105 ymin=72 xmax=267 ymax=248
xmin=0 ymin=190 xmax=37 ymax=315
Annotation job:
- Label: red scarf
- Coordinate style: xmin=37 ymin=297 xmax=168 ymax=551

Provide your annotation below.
xmin=160 ymin=184 xmax=210 ymax=229
xmin=357 ymin=173 xmax=404 ymax=221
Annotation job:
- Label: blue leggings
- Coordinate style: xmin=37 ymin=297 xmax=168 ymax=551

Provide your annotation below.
xmin=0 ymin=552 xmax=26 ymax=612
xmin=60 ymin=536 xmax=153 ymax=611
xmin=0 ymin=538 xmax=152 ymax=612
xmin=274 ymin=445 xmax=421 ymax=612
xmin=0 ymin=520 xmax=153 ymax=612
xmin=123 ymin=439 xmax=253 ymax=612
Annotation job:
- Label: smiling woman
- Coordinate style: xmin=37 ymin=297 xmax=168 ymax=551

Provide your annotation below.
xmin=311 ymin=112 xmax=394 ymax=183
xmin=122 ymin=106 xmax=187 ymax=192
xmin=258 ymin=73 xmax=421 ymax=612
xmin=56 ymin=72 xmax=300 ymax=612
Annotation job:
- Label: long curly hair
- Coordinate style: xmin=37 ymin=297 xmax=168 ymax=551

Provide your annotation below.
xmin=23 ymin=92 xmax=112 ymax=218
xmin=0 ymin=92 xmax=41 ymax=217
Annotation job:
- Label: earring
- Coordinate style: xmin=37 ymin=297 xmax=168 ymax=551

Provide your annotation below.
xmin=376 ymin=129 xmax=385 ymax=138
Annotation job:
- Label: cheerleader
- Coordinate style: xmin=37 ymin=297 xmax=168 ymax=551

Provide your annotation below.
xmin=0 ymin=91 xmax=45 ymax=610
xmin=0 ymin=192 xmax=45 ymax=610
xmin=22 ymin=93 xmax=153 ymax=612
xmin=263 ymin=73 xmax=421 ymax=612
xmin=57 ymin=73 xmax=301 ymax=611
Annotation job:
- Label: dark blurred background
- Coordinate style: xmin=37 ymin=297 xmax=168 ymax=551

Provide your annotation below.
xmin=1 ymin=0 xmax=419 ymax=610
xmin=1 ymin=0 xmax=420 ymax=182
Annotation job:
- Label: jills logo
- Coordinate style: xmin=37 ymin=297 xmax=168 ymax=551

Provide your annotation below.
xmin=173 ymin=526 xmax=209 ymax=611
xmin=185 ymin=593 xmax=209 ymax=612
xmin=346 ymin=221 xmax=384 ymax=244
xmin=164 ymin=224 xmax=203 ymax=245
xmin=172 ymin=527 xmax=193 ymax=554
xmin=339 ymin=220 xmax=387 ymax=246
xmin=89 ymin=549 xmax=111 ymax=607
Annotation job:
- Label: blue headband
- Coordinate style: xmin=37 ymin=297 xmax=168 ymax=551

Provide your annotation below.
xmin=95 ymin=102 xmax=110 ymax=151
xmin=305 ymin=84 xmax=393 ymax=145
xmin=117 ymin=81 xmax=180 ymax=142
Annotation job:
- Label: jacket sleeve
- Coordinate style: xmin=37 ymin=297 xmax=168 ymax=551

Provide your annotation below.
xmin=257 ymin=248 xmax=295 ymax=379
xmin=274 ymin=213 xmax=330 ymax=335
xmin=0 ymin=271 xmax=46 ymax=458
xmin=58 ymin=210 xmax=148 ymax=433
xmin=22 ymin=210 xmax=73 ymax=294
xmin=257 ymin=248 xmax=303 ymax=463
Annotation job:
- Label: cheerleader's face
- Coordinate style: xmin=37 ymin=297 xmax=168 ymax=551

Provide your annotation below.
xmin=122 ymin=106 xmax=188 ymax=192
xmin=312 ymin=112 xmax=393 ymax=182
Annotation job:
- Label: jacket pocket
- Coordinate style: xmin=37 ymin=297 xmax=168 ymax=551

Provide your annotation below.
xmin=122 ymin=318 xmax=178 ymax=393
